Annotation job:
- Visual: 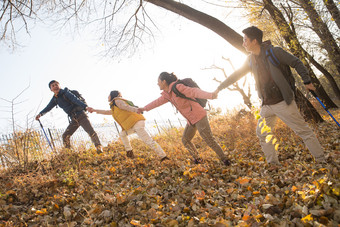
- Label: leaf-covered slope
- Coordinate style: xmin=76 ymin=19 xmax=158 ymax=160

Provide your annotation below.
xmin=0 ymin=110 xmax=339 ymax=226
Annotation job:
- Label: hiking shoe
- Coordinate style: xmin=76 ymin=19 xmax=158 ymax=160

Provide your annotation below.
xmin=194 ymin=158 xmax=203 ymax=164
xmin=266 ymin=163 xmax=280 ymax=172
xmin=96 ymin=145 xmax=103 ymax=154
xmin=160 ymin=156 xmax=170 ymax=163
xmin=223 ymin=159 xmax=231 ymax=166
xmin=126 ymin=150 xmax=135 ymax=158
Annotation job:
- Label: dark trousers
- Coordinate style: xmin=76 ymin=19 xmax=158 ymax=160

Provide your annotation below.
xmin=62 ymin=111 xmax=101 ymax=148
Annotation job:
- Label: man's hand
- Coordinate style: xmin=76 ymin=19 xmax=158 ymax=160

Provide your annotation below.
xmin=35 ymin=114 xmax=41 ymax=120
xmin=212 ymin=90 xmax=219 ymax=99
xmin=86 ymin=107 xmax=94 ymax=113
xmin=212 ymin=89 xmax=220 ymax=99
xmin=305 ymin=83 xmax=316 ymax=91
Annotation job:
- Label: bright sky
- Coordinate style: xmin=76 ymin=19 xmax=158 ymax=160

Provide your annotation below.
xmin=0 ymin=2 xmax=259 ymax=134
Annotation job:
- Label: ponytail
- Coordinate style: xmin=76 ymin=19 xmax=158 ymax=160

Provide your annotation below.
xmin=109 ymin=90 xmax=120 ymax=108
xmin=159 ymin=72 xmax=177 ymax=85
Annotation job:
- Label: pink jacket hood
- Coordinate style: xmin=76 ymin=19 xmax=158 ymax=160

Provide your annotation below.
xmin=144 ymin=80 xmax=213 ymax=125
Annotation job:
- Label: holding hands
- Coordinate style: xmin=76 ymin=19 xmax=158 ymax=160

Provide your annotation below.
xmin=137 ymin=108 xmax=145 ymax=114
xmin=212 ymin=89 xmax=220 ymax=99
xmin=86 ymin=107 xmax=95 ymax=113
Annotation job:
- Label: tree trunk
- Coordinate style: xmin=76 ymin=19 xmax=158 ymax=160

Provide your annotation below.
xmin=297 ymin=0 xmax=340 ymax=76
xmin=295 ymin=89 xmax=324 ymax=123
xmin=306 ymin=52 xmax=340 ymax=100
xmin=323 ymin=0 xmax=340 ymax=30
xmin=146 ymin=0 xmax=246 ymax=54
xmin=263 ymin=0 xmax=338 ymax=109
xmin=146 ymin=0 xmax=327 ymax=122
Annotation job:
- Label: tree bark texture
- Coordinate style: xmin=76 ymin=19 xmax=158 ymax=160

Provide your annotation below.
xmin=146 ymin=0 xmax=332 ymax=122
xmin=295 ymin=89 xmax=324 ymax=123
xmin=146 ymin=0 xmax=246 ymax=54
xmin=263 ymin=0 xmax=338 ymax=109
xmin=297 ymin=0 xmax=340 ymax=76
xmin=323 ymin=0 xmax=340 ymax=30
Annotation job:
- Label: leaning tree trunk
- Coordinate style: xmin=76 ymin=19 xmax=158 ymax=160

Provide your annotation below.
xmin=146 ymin=0 xmax=326 ymax=122
xmin=263 ymin=0 xmax=338 ymax=109
xmin=306 ymin=51 xmax=340 ymax=100
xmin=146 ymin=0 xmax=246 ymax=54
xmin=295 ymin=89 xmax=324 ymax=123
xmin=323 ymin=0 xmax=340 ymax=30
xmin=297 ymin=0 xmax=340 ymax=77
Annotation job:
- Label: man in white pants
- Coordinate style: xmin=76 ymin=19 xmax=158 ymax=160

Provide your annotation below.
xmin=214 ymin=26 xmax=325 ymax=165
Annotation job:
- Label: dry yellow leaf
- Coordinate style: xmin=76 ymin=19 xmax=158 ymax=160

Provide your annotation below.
xmin=130 ymin=220 xmax=140 ymax=226
xmin=36 ymin=208 xmax=48 ymax=215
xmin=237 ymin=177 xmax=250 ymax=185
xmin=291 ymin=186 xmax=298 ymax=192
xmin=272 ymin=138 xmax=277 ymax=145
xmin=265 ymin=135 xmax=273 ymax=143
xmin=301 ymin=214 xmax=313 ymax=222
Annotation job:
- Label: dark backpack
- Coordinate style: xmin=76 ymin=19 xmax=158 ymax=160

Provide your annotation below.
xmin=67 ymin=89 xmax=87 ymax=105
xmin=63 ymin=88 xmax=87 ymax=113
xmin=171 ymin=78 xmax=207 ymax=108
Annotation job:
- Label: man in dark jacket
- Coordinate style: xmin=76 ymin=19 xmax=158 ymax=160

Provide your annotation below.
xmin=36 ymin=80 xmax=102 ymax=153
xmin=214 ymin=26 xmax=325 ymax=165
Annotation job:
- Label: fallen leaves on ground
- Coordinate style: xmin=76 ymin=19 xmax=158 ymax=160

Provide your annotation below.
xmin=0 ymin=109 xmax=339 ymax=226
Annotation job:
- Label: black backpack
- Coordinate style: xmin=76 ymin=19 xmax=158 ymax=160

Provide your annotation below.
xmin=63 ymin=88 xmax=87 ymax=112
xmin=66 ymin=88 xmax=87 ymax=105
xmin=171 ymin=78 xmax=207 ymax=108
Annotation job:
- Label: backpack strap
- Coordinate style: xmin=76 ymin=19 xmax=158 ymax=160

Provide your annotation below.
xmin=266 ymin=47 xmax=280 ymax=67
xmin=171 ymin=81 xmax=197 ymax=103
xmin=265 ymin=46 xmax=296 ymax=92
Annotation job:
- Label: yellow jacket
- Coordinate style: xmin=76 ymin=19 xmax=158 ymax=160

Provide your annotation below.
xmin=111 ymin=98 xmax=145 ymax=131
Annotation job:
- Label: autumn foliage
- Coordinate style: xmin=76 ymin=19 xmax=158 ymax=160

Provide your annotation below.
xmin=0 ymin=108 xmax=339 ymax=226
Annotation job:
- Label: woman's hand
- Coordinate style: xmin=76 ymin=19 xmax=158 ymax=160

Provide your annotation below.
xmin=137 ymin=108 xmax=145 ymax=114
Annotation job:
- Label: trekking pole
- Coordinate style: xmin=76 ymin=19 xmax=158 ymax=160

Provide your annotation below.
xmin=37 ymin=119 xmax=54 ymax=150
xmin=310 ymin=90 xmax=340 ymax=128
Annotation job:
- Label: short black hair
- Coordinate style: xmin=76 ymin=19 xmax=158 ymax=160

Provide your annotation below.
xmin=48 ymin=80 xmax=59 ymax=88
xmin=242 ymin=26 xmax=263 ymax=44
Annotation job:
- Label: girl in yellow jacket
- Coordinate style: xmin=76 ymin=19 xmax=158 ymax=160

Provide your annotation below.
xmin=90 ymin=90 xmax=168 ymax=161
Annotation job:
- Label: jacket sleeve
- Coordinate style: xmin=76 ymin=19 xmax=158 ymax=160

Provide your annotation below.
xmin=217 ymin=59 xmax=251 ymax=91
xmin=143 ymin=96 xmax=169 ymax=111
xmin=175 ymin=84 xmax=213 ymax=100
xmin=39 ymin=97 xmax=57 ymax=116
xmin=273 ymin=47 xmax=311 ymax=84
xmin=63 ymin=90 xmax=87 ymax=108
xmin=116 ymin=99 xmax=138 ymax=113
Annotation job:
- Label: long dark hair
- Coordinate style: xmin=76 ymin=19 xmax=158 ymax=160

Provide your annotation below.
xmin=109 ymin=90 xmax=120 ymax=108
xmin=159 ymin=72 xmax=177 ymax=85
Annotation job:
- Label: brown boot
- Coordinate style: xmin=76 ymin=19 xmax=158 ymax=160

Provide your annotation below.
xmin=126 ymin=150 xmax=135 ymax=158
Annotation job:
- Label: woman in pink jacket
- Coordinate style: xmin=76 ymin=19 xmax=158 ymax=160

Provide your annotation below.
xmin=138 ymin=72 xmax=231 ymax=166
